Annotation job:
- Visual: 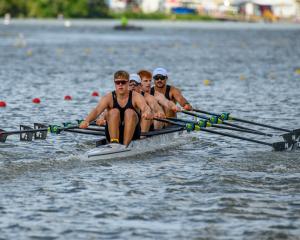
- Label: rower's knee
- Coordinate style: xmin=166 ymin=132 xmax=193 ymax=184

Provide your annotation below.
xmin=107 ymin=108 xmax=120 ymax=121
xmin=124 ymin=109 xmax=138 ymax=122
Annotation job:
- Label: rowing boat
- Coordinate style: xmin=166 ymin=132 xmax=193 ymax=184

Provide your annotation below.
xmin=1 ymin=109 xmax=299 ymax=154
xmin=85 ymin=126 xmax=190 ymax=161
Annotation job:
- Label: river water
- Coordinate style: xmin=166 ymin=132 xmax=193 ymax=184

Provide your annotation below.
xmin=0 ymin=20 xmax=300 ymax=239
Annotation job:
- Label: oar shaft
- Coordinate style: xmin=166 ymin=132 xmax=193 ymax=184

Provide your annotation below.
xmin=181 ymin=110 xmax=270 ymax=135
xmin=231 ymin=117 xmax=290 ymax=132
xmin=1 ymin=128 xmax=48 ymax=135
xmin=193 ymin=109 xmax=219 ymax=116
xmin=154 ymin=117 xmax=185 ymax=127
xmin=200 ymin=128 xmax=273 ymax=147
xmin=193 ymin=108 xmax=291 ymax=133
xmin=170 ymin=117 xmax=272 ymax=137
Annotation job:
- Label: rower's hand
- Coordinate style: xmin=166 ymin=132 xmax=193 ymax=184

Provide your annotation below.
xmin=96 ymin=118 xmax=106 ymax=126
xmin=183 ymin=103 xmax=193 ymax=111
xmin=142 ymin=112 xmax=153 ymax=120
xmin=172 ymin=105 xmax=182 ymax=112
xmin=154 ymin=112 xmax=166 ymax=119
xmin=79 ymin=120 xmax=89 ymax=129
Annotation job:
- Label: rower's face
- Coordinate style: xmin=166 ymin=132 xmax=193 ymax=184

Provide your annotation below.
xmin=114 ymin=78 xmax=129 ymax=93
xmin=153 ymin=75 xmax=167 ymax=88
xmin=129 ymin=81 xmax=141 ymax=93
xmin=141 ymin=77 xmax=152 ymax=93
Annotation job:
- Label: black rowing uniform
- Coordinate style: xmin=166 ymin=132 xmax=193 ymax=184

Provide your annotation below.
xmin=150 ymin=85 xmax=175 ymax=102
xmin=105 ymin=91 xmax=141 ymax=144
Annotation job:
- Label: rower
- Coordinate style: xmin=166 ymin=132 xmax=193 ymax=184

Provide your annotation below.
xmin=150 ymin=67 xmax=192 ymax=118
xmin=138 ymin=70 xmax=181 ymax=118
xmin=80 ymin=70 xmax=152 ymax=146
xmin=129 ymin=75 xmax=141 ymax=92
xmin=129 ymin=73 xmax=165 ymax=132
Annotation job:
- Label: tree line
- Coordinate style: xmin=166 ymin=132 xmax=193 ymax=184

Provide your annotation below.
xmin=0 ymin=0 xmax=109 ymax=18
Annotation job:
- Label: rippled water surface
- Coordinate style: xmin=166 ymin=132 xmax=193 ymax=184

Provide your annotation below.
xmin=1 ymin=20 xmax=300 ymax=239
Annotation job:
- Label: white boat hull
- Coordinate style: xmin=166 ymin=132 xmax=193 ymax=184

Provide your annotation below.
xmin=84 ymin=129 xmax=190 ymax=161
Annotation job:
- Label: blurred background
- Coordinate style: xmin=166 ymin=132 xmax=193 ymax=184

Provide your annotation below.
xmin=1 ymin=0 xmax=300 ymax=22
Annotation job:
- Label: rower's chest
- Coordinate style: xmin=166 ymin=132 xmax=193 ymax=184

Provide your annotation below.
xmin=113 ymin=96 xmax=130 ymax=108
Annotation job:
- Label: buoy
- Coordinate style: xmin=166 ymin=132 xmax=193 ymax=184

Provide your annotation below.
xmin=84 ymin=48 xmax=91 ymax=55
xmin=203 ymin=79 xmax=211 ymax=86
xmin=92 ymin=91 xmax=99 ymax=97
xmin=295 ymin=68 xmax=300 ymax=75
xmin=0 ymin=101 xmax=6 ymax=107
xmin=32 ymin=98 xmax=41 ymax=104
xmin=64 ymin=95 xmax=72 ymax=101
xmin=26 ymin=49 xmax=32 ymax=56
xmin=240 ymin=75 xmax=246 ymax=80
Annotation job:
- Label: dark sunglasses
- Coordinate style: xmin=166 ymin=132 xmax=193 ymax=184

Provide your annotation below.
xmin=153 ymin=75 xmax=167 ymax=81
xmin=114 ymin=80 xmax=128 ymax=85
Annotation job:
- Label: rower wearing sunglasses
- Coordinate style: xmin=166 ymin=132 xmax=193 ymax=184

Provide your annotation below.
xmin=138 ymin=70 xmax=181 ymax=128
xmin=151 ymin=68 xmax=192 ymax=118
xmin=80 ymin=70 xmax=152 ymax=146
xmin=129 ymin=73 xmax=166 ymax=132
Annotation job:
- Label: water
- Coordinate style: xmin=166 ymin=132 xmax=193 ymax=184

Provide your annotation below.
xmin=0 ymin=20 xmax=300 ymax=239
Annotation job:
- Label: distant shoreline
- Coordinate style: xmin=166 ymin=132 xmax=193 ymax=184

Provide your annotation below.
xmin=1 ymin=19 xmax=300 ymax=30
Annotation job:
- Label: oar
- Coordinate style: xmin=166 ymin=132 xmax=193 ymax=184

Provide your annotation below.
xmin=154 ymin=118 xmax=293 ymax=151
xmin=0 ymin=122 xmax=103 ymax=143
xmin=181 ymin=110 xmax=270 ymax=135
xmin=168 ymin=117 xmax=273 ymax=137
xmin=0 ymin=123 xmax=49 ymax=143
xmin=192 ymin=108 xmax=292 ymax=132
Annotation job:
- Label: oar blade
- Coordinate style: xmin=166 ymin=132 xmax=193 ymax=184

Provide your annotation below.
xmin=34 ymin=123 xmax=48 ymax=140
xmin=0 ymin=130 xmax=8 ymax=143
xmin=20 ymin=125 xmax=33 ymax=141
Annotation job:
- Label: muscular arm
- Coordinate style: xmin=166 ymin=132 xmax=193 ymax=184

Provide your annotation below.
xmin=154 ymin=91 xmax=180 ymax=112
xmin=171 ymin=87 xmax=192 ymax=110
xmin=145 ymin=95 xmax=165 ymax=118
xmin=133 ymin=92 xmax=152 ymax=119
xmin=80 ymin=94 xmax=110 ymax=128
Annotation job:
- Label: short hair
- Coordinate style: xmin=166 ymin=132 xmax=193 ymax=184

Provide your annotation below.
xmin=138 ymin=70 xmax=152 ymax=79
xmin=114 ymin=70 xmax=129 ymax=80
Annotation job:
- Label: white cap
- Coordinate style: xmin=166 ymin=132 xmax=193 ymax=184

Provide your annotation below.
xmin=129 ymin=73 xmax=141 ymax=83
xmin=153 ymin=67 xmax=168 ymax=77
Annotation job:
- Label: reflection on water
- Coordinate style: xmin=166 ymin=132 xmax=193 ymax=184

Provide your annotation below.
xmin=0 ymin=20 xmax=300 ymax=239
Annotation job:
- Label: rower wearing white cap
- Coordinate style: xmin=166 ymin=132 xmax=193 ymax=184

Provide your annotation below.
xmin=129 ymin=73 xmax=141 ymax=93
xmin=129 ymin=73 xmax=166 ymax=132
xmin=151 ymin=67 xmax=192 ymax=118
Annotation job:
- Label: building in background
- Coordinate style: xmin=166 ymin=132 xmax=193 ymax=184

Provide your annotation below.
xmin=105 ymin=0 xmax=300 ymax=20
xmin=234 ymin=0 xmax=298 ymax=19
xmin=139 ymin=0 xmax=163 ymax=13
xmin=106 ymin=0 xmax=127 ymax=11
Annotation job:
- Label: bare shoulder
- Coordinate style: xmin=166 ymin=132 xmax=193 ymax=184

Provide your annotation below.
xmin=132 ymin=91 xmax=142 ymax=98
xmin=170 ymin=85 xmax=181 ymax=94
xmin=102 ymin=92 xmax=113 ymax=102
